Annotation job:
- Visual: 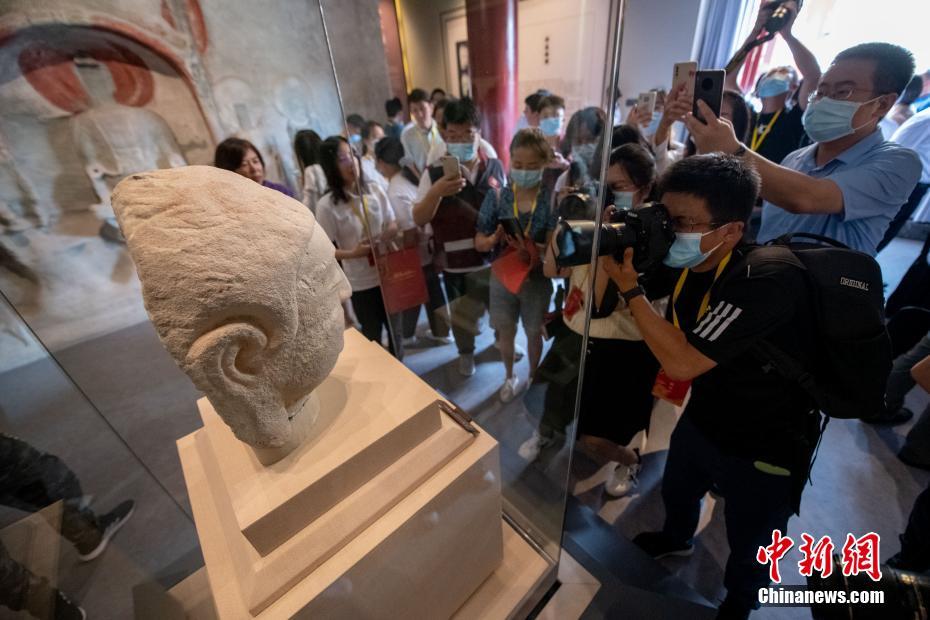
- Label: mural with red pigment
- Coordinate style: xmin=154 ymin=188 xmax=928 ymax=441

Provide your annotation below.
xmin=18 ymin=40 xmax=155 ymax=113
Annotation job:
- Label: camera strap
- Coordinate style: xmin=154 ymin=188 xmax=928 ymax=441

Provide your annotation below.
xmin=671 ymin=251 xmax=732 ymax=329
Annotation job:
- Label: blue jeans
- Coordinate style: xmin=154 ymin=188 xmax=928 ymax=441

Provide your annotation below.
xmin=661 ymin=417 xmax=795 ymax=610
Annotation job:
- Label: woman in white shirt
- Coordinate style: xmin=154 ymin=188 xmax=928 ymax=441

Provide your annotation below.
xmin=529 ymin=143 xmax=664 ymax=497
xmin=316 ymin=136 xmax=402 ymax=358
xmin=360 ymin=121 xmax=389 ymax=192
xmin=294 ymin=129 xmax=327 ymax=213
xmin=374 ymin=136 xmax=452 ymax=347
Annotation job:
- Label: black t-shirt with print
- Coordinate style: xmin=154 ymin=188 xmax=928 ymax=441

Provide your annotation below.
xmin=753 ymin=104 xmax=809 ymax=164
xmin=671 ymin=244 xmax=818 ymax=470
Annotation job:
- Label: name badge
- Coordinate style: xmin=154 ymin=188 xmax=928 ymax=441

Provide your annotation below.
xmin=652 ymin=368 xmax=691 ymax=406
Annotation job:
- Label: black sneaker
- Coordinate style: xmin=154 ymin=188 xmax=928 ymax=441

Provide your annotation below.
xmin=53 ymin=589 xmax=86 ymax=620
xmin=632 ymin=531 xmax=694 ymax=559
xmin=866 ymin=406 xmax=915 ymax=425
xmin=78 ymin=500 xmax=135 ymax=562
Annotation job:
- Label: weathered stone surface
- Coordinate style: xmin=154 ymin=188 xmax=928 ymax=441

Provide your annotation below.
xmin=112 ymin=165 xmax=351 ymax=451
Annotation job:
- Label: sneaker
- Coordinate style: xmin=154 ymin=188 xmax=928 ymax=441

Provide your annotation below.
xmin=458 ymin=354 xmax=476 ymax=377
xmin=77 ymin=500 xmax=135 ymax=562
xmin=518 ymin=430 xmax=554 ymax=461
xmin=867 ymin=406 xmax=914 ymax=425
xmin=605 ymin=455 xmax=641 ymax=497
xmin=499 ymin=376 xmax=525 ymax=403
xmin=402 ymin=336 xmax=419 ymax=348
xmin=52 ymin=589 xmax=86 ymax=620
xmin=632 ymin=531 xmax=694 ymax=559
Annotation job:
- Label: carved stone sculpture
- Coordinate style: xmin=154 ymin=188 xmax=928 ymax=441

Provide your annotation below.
xmin=112 ymin=166 xmax=351 ymax=462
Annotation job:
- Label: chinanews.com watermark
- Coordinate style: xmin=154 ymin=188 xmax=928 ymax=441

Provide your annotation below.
xmin=758 ymin=586 xmax=885 ymax=607
xmin=756 ymin=529 xmax=886 ymax=608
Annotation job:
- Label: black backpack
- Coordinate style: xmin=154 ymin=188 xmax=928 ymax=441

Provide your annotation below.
xmin=749 ymin=233 xmax=892 ymax=420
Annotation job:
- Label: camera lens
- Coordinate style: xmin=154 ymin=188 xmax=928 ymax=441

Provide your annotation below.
xmin=701 ymin=77 xmax=713 ymax=90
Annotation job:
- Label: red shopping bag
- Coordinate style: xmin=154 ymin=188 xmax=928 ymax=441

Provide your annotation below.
xmin=378 ymin=247 xmax=429 ymax=313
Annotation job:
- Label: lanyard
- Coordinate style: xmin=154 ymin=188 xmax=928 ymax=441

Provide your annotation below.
xmin=350 ymin=195 xmax=371 ymax=238
xmin=511 ymin=183 xmax=539 ymax=236
xmin=751 ymin=108 xmax=782 ymax=152
xmin=671 ymin=251 xmax=732 ymax=329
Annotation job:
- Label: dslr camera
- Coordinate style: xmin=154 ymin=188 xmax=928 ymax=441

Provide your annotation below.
xmin=554 ymin=193 xmax=675 ymax=273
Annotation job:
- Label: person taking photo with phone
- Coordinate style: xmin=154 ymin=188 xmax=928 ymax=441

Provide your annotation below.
xmin=689 ymin=42 xmax=922 ymax=256
xmin=726 ymin=0 xmax=821 ymax=165
xmin=413 ymin=97 xmax=508 ymax=377
xmin=474 ymin=129 xmax=556 ymax=402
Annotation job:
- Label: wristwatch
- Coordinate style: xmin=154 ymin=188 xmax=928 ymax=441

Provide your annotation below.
xmin=621 ymin=285 xmax=645 ymax=304
xmin=730 ymin=144 xmax=748 ymax=157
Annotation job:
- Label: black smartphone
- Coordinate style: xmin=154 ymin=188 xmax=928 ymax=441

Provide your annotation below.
xmin=693 ymin=70 xmax=725 ymax=123
xmin=499 ymin=218 xmax=524 ymax=239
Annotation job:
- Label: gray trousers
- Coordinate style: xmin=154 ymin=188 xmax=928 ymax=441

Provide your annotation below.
xmin=887 ymin=333 xmax=930 ymax=465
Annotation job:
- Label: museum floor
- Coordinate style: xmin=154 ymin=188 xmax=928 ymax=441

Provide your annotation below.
xmin=0 ymin=236 xmax=926 ymax=619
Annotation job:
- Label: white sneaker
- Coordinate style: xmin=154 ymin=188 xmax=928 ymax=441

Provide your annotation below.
xmin=458 ymin=354 xmax=476 ymax=377
xmin=605 ymin=459 xmax=641 ymax=497
xmin=424 ymin=333 xmax=453 ymax=346
xmin=518 ymin=430 xmax=554 ymax=461
xmin=402 ymin=336 xmax=418 ymax=348
xmin=499 ymin=376 xmax=525 ymax=403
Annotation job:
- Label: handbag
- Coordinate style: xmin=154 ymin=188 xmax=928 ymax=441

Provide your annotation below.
xmin=377 ymin=246 xmax=429 ymax=314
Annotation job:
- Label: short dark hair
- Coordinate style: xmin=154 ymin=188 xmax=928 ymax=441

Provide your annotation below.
xmin=385 ymin=97 xmax=403 ymax=117
xmin=375 ymin=136 xmax=404 ymax=166
xmin=319 ymin=135 xmax=364 ymax=204
xmin=430 ymin=88 xmax=446 ymax=99
xmin=723 ymin=90 xmax=752 ymax=143
xmin=408 ymin=88 xmax=429 ymax=104
xmin=524 ymin=89 xmax=551 ymax=113
xmin=591 ymin=123 xmax=652 ymax=174
xmin=834 ymin=42 xmax=916 ymax=96
xmin=538 ymin=95 xmax=565 ymax=111
xmin=433 ymin=98 xmax=450 ymax=118
xmin=441 ymin=97 xmax=481 ymax=129
xmin=608 ymin=143 xmax=656 ymax=193
xmin=658 ymin=154 xmax=760 ymax=225
xmin=294 ymin=129 xmax=322 ymax=169
xmin=214 ymin=137 xmax=263 ymax=171
xmin=346 ymin=113 xmax=366 ymax=130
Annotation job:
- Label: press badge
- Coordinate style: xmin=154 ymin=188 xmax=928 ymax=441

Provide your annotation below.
xmin=652 ymin=368 xmax=691 ymax=406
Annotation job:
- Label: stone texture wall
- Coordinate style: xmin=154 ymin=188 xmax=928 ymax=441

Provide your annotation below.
xmin=0 ymin=0 xmax=389 ymax=370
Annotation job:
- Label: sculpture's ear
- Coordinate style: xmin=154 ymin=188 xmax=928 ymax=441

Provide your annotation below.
xmin=188 ymin=322 xmax=269 ymax=389
xmin=186 ymin=322 xmax=291 ymax=448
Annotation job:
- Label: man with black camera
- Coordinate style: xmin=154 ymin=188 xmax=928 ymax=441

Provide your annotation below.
xmin=689 ymin=42 xmax=921 ymax=256
xmin=603 ymin=154 xmax=820 ymax=619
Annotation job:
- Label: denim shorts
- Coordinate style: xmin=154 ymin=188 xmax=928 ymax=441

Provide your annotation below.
xmin=489 ymin=269 xmax=553 ymax=336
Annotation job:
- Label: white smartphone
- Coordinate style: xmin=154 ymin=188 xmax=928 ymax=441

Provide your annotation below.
xmin=636 ymin=91 xmax=657 ymax=120
xmin=672 ymin=61 xmax=698 ymax=101
xmin=440 ymin=155 xmax=461 ymax=179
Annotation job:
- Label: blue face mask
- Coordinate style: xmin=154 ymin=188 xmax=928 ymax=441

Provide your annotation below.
xmin=571 ymin=143 xmax=597 ymax=167
xmin=446 ymin=141 xmax=478 ymax=163
xmin=757 ymin=76 xmax=791 ymax=98
xmin=662 ymin=229 xmax=724 ymax=269
xmin=511 ymin=168 xmax=543 ymax=187
xmin=349 ymin=133 xmax=362 ymax=144
xmin=643 ymin=113 xmax=662 ymax=137
xmin=613 ymin=191 xmax=635 ymax=211
xmin=540 ymin=116 xmax=562 ymax=137
xmin=802 ymin=96 xmax=876 ymax=144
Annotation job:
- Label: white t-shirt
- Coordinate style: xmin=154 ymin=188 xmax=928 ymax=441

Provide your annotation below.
xmin=301 ymin=164 xmax=326 ymax=213
xmin=387 ymin=172 xmax=432 ymax=266
xmin=316 ymin=183 xmax=396 ymax=292
xmin=401 ymin=123 xmax=442 ymax=174
xmin=361 ymin=156 xmax=389 ymax=192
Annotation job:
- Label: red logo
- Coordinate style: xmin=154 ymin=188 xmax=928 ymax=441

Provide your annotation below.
xmin=757 ymin=531 xmax=882 ymax=582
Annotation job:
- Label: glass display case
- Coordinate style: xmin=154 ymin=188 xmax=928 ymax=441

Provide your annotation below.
xmin=0 ymin=0 xmax=665 ymax=617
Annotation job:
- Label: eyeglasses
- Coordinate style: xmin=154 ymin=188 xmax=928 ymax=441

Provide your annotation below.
xmin=807 ymin=86 xmax=877 ymax=104
xmin=670 ymin=215 xmax=718 ymax=233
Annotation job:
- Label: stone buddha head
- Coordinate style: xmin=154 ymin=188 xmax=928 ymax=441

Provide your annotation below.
xmin=112 ymin=166 xmax=350 ymax=455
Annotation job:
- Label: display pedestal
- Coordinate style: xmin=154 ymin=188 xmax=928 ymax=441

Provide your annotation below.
xmin=177 ymin=329 xmax=543 ymax=618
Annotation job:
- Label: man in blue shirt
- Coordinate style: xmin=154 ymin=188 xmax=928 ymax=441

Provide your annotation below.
xmin=687 ymin=42 xmax=921 ymax=256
